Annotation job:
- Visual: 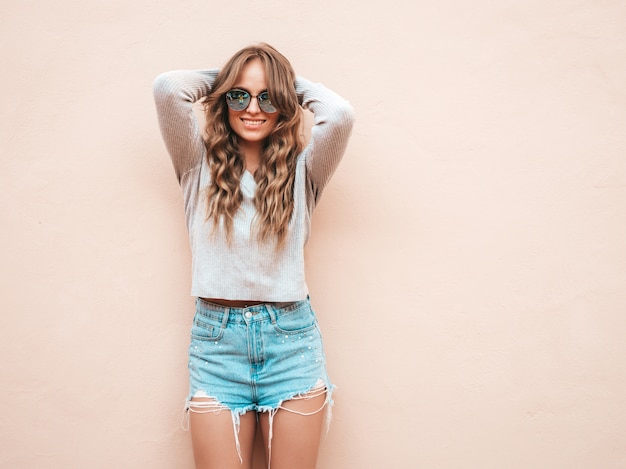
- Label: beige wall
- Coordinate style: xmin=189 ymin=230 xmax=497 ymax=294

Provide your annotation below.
xmin=2 ymin=0 xmax=626 ymax=467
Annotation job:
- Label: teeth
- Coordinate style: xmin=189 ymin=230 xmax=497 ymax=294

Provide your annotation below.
xmin=243 ymin=120 xmax=264 ymax=125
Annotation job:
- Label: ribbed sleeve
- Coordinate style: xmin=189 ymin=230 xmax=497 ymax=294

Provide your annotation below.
xmin=153 ymin=69 xmax=219 ymax=181
xmin=296 ymin=77 xmax=355 ymax=205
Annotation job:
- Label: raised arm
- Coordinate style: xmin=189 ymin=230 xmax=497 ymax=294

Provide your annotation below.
xmin=296 ymin=77 xmax=355 ymax=205
xmin=153 ymin=69 xmax=219 ymax=182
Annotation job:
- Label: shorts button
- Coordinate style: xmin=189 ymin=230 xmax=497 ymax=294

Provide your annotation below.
xmin=244 ymin=311 xmax=252 ymax=319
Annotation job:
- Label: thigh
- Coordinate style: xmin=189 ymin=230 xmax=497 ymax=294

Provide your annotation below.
xmin=189 ymin=398 xmax=257 ymax=469
xmin=258 ymin=389 xmax=328 ymax=469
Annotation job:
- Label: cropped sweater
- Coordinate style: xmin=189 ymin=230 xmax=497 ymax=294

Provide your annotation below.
xmin=153 ymin=69 xmax=354 ymax=301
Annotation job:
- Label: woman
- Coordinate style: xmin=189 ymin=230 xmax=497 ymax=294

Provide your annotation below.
xmin=153 ymin=43 xmax=354 ymax=469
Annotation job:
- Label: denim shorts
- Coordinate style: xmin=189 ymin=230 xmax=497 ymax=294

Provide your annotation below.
xmin=187 ymin=297 xmax=333 ymax=415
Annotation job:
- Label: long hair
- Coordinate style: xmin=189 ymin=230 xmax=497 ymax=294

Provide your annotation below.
xmin=203 ymin=43 xmax=304 ymax=246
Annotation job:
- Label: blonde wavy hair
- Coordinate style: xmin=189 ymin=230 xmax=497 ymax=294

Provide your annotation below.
xmin=203 ymin=43 xmax=304 ymax=246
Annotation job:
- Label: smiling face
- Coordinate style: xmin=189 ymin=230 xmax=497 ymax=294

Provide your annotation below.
xmin=227 ymin=58 xmax=279 ymax=148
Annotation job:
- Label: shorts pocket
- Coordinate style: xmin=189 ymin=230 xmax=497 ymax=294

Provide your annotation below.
xmin=272 ymin=303 xmax=318 ymax=335
xmin=191 ymin=313 xmax=225 ymax=341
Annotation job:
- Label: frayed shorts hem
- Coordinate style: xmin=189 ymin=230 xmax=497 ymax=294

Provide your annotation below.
xmin=183 ymin=380 xmax=335 ymax=466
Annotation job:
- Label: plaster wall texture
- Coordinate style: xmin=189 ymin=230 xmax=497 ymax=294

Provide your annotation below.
xmin=2 ymin=0 xmax=626 ymax=468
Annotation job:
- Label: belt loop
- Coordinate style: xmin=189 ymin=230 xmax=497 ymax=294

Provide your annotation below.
xmin=267 ymin=304 xmax=277 ymax=324
xmin=221 ymin=307 xmax=230 ymax=328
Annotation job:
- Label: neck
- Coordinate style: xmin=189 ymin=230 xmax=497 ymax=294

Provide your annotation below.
xmin=240 ymin=141 xmax=263 ymax=173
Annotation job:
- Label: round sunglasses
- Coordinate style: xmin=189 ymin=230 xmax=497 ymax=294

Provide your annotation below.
xmin=225 ymin=89 xmax=277 ymax=113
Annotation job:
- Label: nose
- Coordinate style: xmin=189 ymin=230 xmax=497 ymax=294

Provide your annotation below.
xmin=246 ymin=96 xmax=261 ymax=113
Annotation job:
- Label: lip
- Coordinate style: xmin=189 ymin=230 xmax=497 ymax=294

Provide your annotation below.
xmin=240 ymin=118 xmax=266 ymax=129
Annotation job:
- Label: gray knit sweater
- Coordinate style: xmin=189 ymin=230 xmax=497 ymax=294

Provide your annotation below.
xmin=153 ymin=69 xmax=354 ymax=301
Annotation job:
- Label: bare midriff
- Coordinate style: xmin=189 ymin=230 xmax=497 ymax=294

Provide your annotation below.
xmin=201 ymin=298 xmax=266 ymax=308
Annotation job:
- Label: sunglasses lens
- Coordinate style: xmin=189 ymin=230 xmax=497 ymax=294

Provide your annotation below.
xmin=226 ymin=90 xmax=250 ymax=111
xmin=257 ymin=92 xmax=277 ymax=113
xmin=225 ymin=90 xmax=277 ymax=113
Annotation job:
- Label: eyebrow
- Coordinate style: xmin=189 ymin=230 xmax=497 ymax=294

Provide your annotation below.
xmin=230 ymin=87 xmax=269 ymax=95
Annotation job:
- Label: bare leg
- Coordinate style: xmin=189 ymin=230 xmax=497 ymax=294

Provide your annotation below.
xmin=189 ymin=397 xmax=257 ymax=469
xmin=258 ymin=387 xmax=328 ymax=469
